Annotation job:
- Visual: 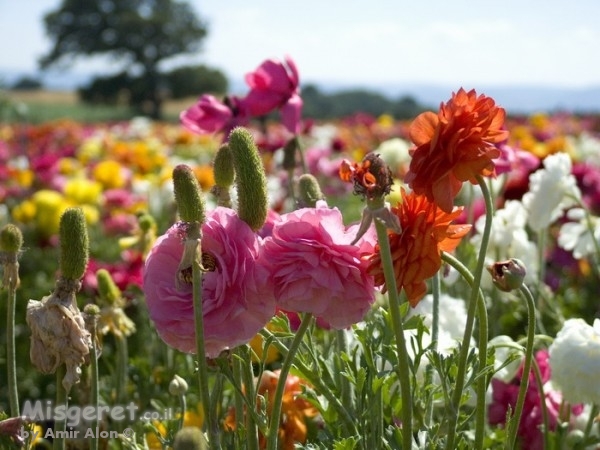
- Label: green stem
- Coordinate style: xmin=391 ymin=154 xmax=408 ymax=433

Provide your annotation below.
xmin=116 ymin=336 xmax=128 ymax=404
xmin=506 ymin=285 xmax=537 ymax=449
xmin=373 ymin=218 xmax=413 ymax=449
xmin=192 ymin=250 xmax=219 ymax=449
xmin=441 ymin=252 xmax=489 ymax=448
xmin=239 ymin=346 xmax=260 ymax=450
xmin=177 ymin=394 xmax=187 ymax=434
xmin=266 ymin=313 xmax=313 ymax=450
xmin=579 ymin=404 xmax=600 ymax=449
xmin=6 ymin=276 xmax=19 ymax=416
xmin=89 ymin=333 xmax=99 ymax=450
xmin=335 ymin=330 xmax=353 ymax=410
xmin=54 ymin=365 xmax=67 ymax=450
xmin=424 ymin=271 xmax=440 ymax=428
xmin=445 ymin=175 xmax=493 ymax=450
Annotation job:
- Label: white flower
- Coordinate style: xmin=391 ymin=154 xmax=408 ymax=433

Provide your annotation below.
xmin=375 ymin=138 xmax=411 ymax=173
xmin=558 ymin=208 xmax=600 ymax=258
xmin=567 ymin=132 xmax=600 ymax=166
xmin=472 ymin=200 xmax=539 ymax=287
xmin=549 ymin=318 xmax=600 ymax=405
xmin=522 ymin=152 xmax=581 ymax=232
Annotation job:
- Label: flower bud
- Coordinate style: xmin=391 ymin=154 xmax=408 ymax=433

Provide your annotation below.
xmin=228 ymin=127 xmax=268 ymax=231
xmin=282 ymin=136 xmax=298 ymax=171
xmin=0 ymin=224 xmax=23 ymax=253
xmin=173 ymin=165 xmax=206 ymax=224
xmin=59 ymin=207 xmax=89 ymax=281
xmin=96 ymin=269 xmax=123 ymax=307
xmin=168 ymin=374 xmax=189 ymax=396
xmin=340 ymin=153 xmax=394 ymax=201
xmin=213 ymin=144 xmax=235 ymax=188
xmin=297 ymin=174 xmax=324 ymax=208
xmin=173 ymin=427 xmax=207 ymax=450
xmin=486 ymin=258 xmax=527 ymax=292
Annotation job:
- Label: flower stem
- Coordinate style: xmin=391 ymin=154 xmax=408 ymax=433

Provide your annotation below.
xmin=192 ymin=248 xmax=219 ymax=449
xmin=424 ymin=271 xmax=440 ymax=428
xmin=441 ymin=251 xmax=489 ymax=448
xmin=373 ymin=218 xmax=413 ymax=449
xmin=506 ymin=285 xmax=537 ymax=449
xmin=54 ymin=365 xmax=67 ymax=450
xmin=6 ymin=275 xmax=19 ymax=416
xmin=89 ymin=327 xmax=100 ymax=450
xmin=445 ymin=175 xmax=493 ymax=450
xmin=116 ymin=336 xmax=128 ymax=404
xmin=238 ymin=345 xmax=259 ymax=450
xmin=266 ymin=313 xmax=313 ymax=450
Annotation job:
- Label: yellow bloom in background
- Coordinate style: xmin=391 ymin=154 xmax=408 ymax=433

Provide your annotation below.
xmin=12 ymin=168 xmax=34 ymax=188
xmin=64 ymin=178 xmax=102 ymax=205
xmin=12 ymin=199 xmax=36 ymax=224
xmin=31 ymin=190 xmax=70 ymax=236
xmin=78 ymin=204 xmax=100 ymax=226
xmin=77 ymin=135 xmax=105 ymax=164
xmin=58 ymin=157 xmax=83 ymax=176
xmin=145 ymin=403 xmax=204 ymax=449
xmin=193 ymin=165 xmax=215 ymax=192
xmin=93 ymin=159 xmax=127 ymax=189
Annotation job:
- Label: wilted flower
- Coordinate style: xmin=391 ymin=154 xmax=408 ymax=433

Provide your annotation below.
xmin=143 ymin=207 xmax=276 ymax=357
xmin=486 ymin=258 xmax=527 ymax=292
xmin=261 ymin=202 xmax=376 ymax=329
xmin=365 ymin=189 xmax=471 ymax=307
xmin=549 ymin=318 xmax=600 ymax=405
xmin=405 ymin=88 xmax=508 ymax=213
xmin=522 ymin=152 xmax=581 ymax=232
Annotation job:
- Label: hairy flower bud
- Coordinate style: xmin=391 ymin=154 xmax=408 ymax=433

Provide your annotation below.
xmin=213 ymin=144 xmax=235 ymax=188
xmin=173 ymin=165 xmax=206 ymax=224
xmin=96 ymin=269 xmax=123 ymax=307
xmin=228 ymin=127 xmax=268 ymax=231
xmin=0 ymin=224 xmax=23 ymax=253
xmin=59 ymin=208 xmax=89 ymax=281
xmin=173 ymin=427 xmax=208 ymax=450
xmin=297 ymin=174 xmax=324 ymax=208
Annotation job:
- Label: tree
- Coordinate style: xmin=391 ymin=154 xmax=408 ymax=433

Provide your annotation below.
xmin=39 ymin=0 xmax=208 ymax=119
xmin=166 ymin=65 xmax=228 ymax=99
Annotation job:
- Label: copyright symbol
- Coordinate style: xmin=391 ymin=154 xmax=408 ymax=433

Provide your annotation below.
xmin=122 ymin=428 xmax=134 ymax=439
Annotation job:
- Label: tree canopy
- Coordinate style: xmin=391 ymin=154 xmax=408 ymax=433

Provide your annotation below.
xmin=40 ymin=0 xmax=208 ymax=119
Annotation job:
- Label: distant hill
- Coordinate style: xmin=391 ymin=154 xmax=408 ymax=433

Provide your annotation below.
xmin=3 ymin=69 xmax=600 ymax=114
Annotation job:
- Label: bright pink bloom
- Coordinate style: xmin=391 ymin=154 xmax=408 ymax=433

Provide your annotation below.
xmin=143 ymin=208 xmax=276 ymax=357
xmin=488 ymin=350 xmax=583 ymax=450
xmin=243 ymin=56 xmax=303 ymax=134
xmin=180 ymin=94 xmax=248 ymax=136
xmin=261 ymin=202 xmax=376 ymax=329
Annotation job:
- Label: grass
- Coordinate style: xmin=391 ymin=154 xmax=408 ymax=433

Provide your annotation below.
xmin=0 ymin=89 xmax=197 ymax=123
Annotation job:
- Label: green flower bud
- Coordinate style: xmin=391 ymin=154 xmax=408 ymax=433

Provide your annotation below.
xmin=0 ymin=224 xmax=23 ymax=253
xmin=297 ymin=174 xmax=324 ymax=208
xmin=138 ymin=212 xmax=157 ymax=234
xmin=96 ymin=269 xmax=123 ymax=307
xmin=168 ymin=374 xmax=189 ymax=396
xmin=173 ymin=427 xmax=207 ymax=450
xmin=213 ymin=144 xmax=235 ymax=188
xmin=487 ymin=258 xmax=527 ymax=292
xmin=173 ymin=165 xmax=206 ymax=224
xmin=83 ymin=304 xmax=100 ymax=316
xmin=59 ymin=207 xmax=89 ymax=281
xmin=228 ymin=127 xmax=268 ymax=231
xmin=282 ymin=137 xmax=298 ymax=171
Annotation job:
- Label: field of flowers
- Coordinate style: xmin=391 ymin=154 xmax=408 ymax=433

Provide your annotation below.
xmin=1 ymin=56 xmax=600 ymax=450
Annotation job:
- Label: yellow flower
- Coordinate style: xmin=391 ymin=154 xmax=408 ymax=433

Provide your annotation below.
xmin=12 ymin=199 xmax=36 ymax=224
xmin=93 ymin=160 xmax=126 ymax=189
xmin=64 ymin=178 xmax=102 ymax=205
xmin=32 ymin=190 xmax=70 ymax=236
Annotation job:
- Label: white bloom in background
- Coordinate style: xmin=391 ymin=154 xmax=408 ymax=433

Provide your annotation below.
xmin=522 ymin=152 xmax=581 ymax=232
xmin=375 ymin=138 xmax=411 ymax=174
xmin=558 ymin=208 xmax=600 ymax=259
xmin=406 ymin=293 xmax=471 ymax=356
xmin=488 ymin=335 xmax=522 ymax=382
xmin=567 ymin=132 xmax=600 ymax=166
xmin=549 ymin=318 xmax=600 ymax=405
xmin=472 ymin=200 xmax=539 ymax=287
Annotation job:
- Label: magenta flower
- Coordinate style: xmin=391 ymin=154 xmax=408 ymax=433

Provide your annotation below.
xmin=180 ymin=94 xmax=248 ymax=136
xmin=243 ymin=56 xmax=303 ymax=134
xmin=143 ymin=207 xmax=276 ymax=357
xmin=261 ymin=202 xmax=376 ymax=329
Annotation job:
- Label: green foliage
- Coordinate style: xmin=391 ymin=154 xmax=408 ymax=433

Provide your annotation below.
xmin=166 ymin=65 xmax=228 ymax=99
xmin=40 ymin=0 xmax=208 ymax=119
xmin=10 ymin=76 xmax=43 ymax=91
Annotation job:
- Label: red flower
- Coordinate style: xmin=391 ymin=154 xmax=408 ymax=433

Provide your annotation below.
xmin=405 ymin=88 xmax=508 ymax=212
xmin=365 ymin=189 xmax=471 ymax=307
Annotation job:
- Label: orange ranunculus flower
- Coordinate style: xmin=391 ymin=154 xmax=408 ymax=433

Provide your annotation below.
xmin=365 ymin=189 xmax=471 ymax=307
xmin=405 ymin=88 xmax=508 ymax=213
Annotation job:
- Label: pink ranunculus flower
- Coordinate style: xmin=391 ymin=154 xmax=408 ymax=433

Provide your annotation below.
xmin=261 ymin=202 xmax=376 ymax=329
xmin=243 ymin=55 xmax=303 ymax=134
xmin=180 ymin=94 xmax=248 ymax=136
xmin=143 ymin=207 xmax=276 ymax=357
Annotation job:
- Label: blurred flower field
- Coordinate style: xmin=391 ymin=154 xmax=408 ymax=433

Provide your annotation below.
xmin=1 ymin=58 xmax=600 ymax=450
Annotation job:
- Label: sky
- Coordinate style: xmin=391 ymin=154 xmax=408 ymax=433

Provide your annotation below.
xmin=2 ymin=0 xmax=600 ymax=91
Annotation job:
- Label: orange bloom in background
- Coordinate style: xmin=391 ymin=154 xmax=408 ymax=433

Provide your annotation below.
xmin=405 ymin=88 xmax=508 ymax=213
xmin=365 ymin=189 xmax=471 ymax=307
